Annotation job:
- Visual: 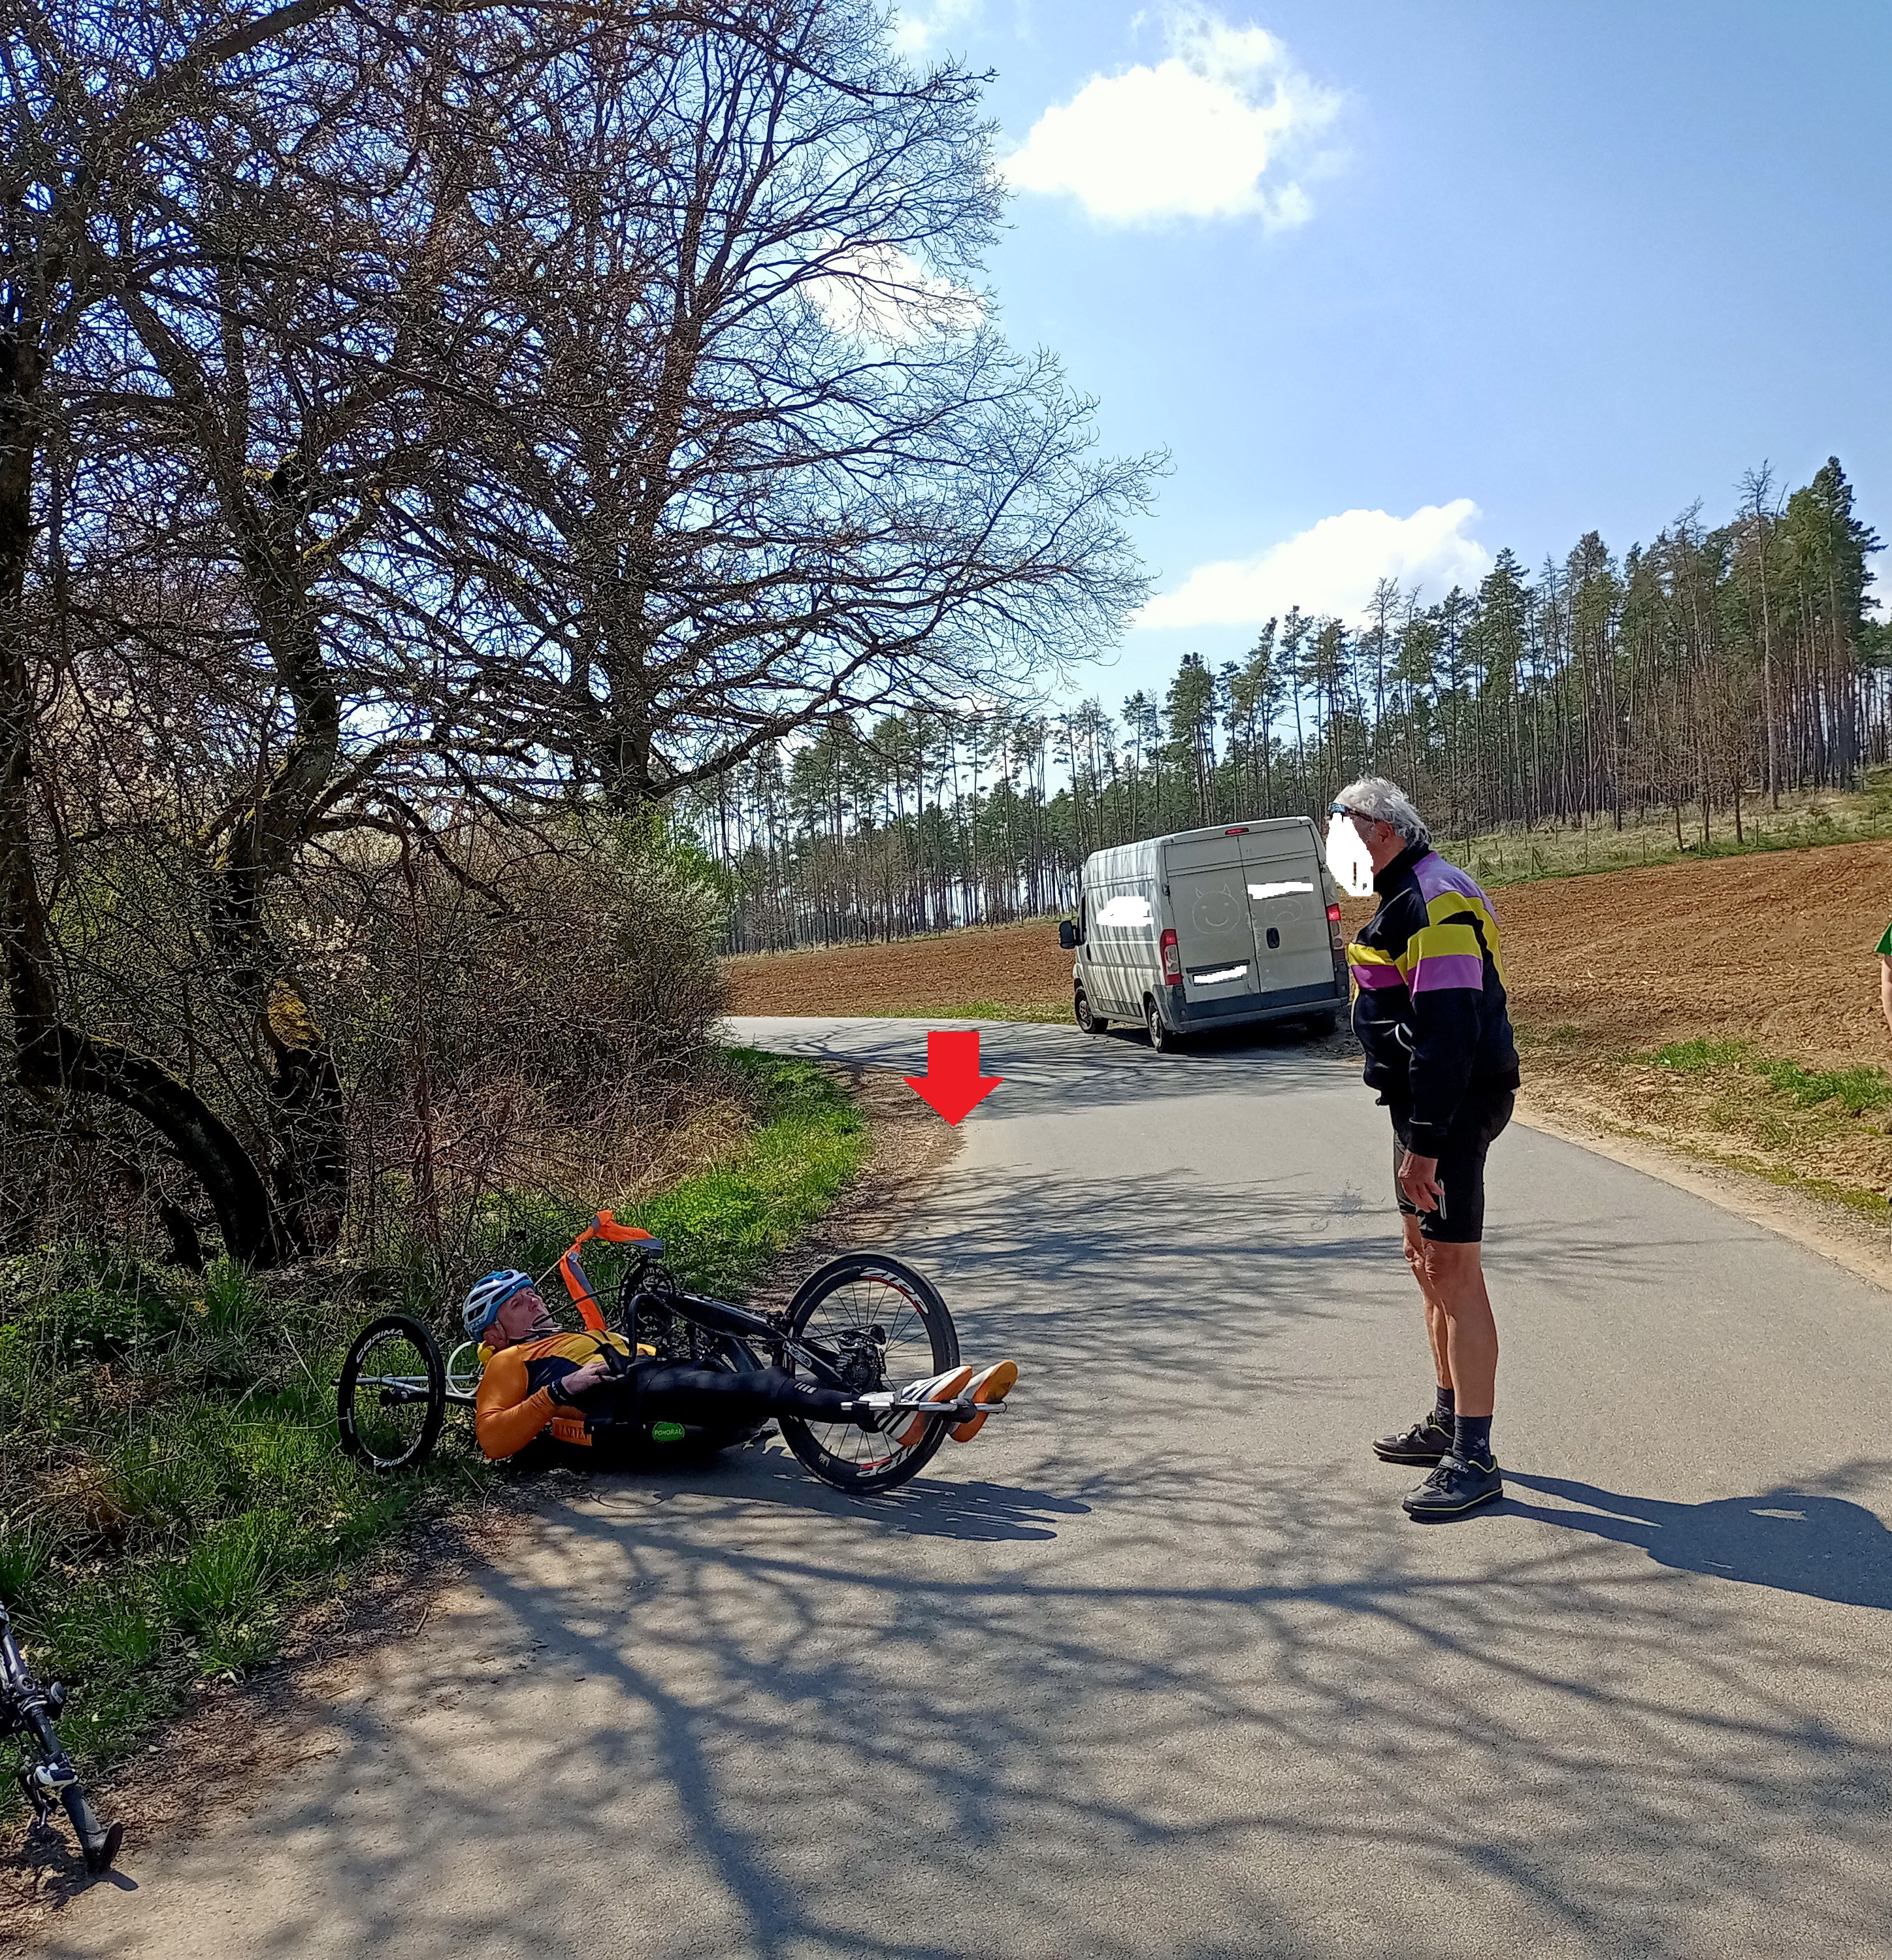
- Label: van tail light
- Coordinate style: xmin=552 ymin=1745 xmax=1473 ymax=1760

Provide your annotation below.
xmin=1160 ymin=928 xmax=1182 ymax=985
xmin=1326 ymin=904 xmax=1342 ymax=924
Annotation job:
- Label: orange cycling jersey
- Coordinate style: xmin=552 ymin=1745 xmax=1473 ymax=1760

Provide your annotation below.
xmin=474 ymin=1330 xmax=645 ymax=1461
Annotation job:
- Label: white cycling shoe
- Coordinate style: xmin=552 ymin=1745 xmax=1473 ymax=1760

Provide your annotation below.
xmin=855 ymin=1365 xmax=974 ymax=1448
xmin=950 ymin=1360 xmax=1017 ymax=1442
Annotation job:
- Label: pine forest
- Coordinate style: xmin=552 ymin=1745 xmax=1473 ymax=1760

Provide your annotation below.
xmin=686 ymin=459 xmax=1886 ymax=951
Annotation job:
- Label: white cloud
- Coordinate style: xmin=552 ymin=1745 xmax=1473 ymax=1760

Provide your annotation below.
xmin=806 ymin=242 xmax=983 ymax=344
xmin=893 ymin=0 xmax=982 ymax=56
xmin=1004 ymin=8 xmax=1339 ymax=225
xmin=1136 ymin=500 xmax=1493 ymax=630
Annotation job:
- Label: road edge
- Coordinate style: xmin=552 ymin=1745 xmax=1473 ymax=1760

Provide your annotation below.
xmin=1514 ymin=1092 xmax=1892 ymax=1298
xmin=1 ymin=1066 xmax=962 ymax=1950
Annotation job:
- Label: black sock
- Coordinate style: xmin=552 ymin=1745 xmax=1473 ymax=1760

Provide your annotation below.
xmin=1454 ymin=1413 xmax=1493 ymax=1466
xmin=1433 ymin=1384 xmax=1456 ymax=1426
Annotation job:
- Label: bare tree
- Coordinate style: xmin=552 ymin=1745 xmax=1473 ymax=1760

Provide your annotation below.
xmin=2 ymin=0 xmax=389 ymax=1258
xmin=403 ymin=7 xmax=1156 ymax=811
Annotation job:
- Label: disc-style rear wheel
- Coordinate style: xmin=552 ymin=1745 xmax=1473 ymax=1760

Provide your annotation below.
xmin=337 ymin=1315 xmax=446 ymax=1474
xmin=777 ymin=1254 xmax=958 ymax=1494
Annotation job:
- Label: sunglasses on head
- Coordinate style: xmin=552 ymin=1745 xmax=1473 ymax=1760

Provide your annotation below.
xmin=1329 ymin=804 xmax=1376 ymax=826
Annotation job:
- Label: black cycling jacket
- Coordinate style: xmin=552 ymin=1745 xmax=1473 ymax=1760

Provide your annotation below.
xmin=1345 ymin=840 xmax=1521 ymax=1154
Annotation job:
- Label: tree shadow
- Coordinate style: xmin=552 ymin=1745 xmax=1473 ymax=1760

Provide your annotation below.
xmin=1506 ymin=1470 xmax=1892 ymax=1610
xmin=584 ymin=1449 xmax=1092 ymax=1543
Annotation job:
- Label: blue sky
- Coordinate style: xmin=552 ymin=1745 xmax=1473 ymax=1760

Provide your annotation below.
xmin=894 ymin=1 xmax=1892 ymax=707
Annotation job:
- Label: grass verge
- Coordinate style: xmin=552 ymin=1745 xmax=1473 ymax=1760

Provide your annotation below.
xmin=1520 ymin=1034 xmax=1892 ymax=1219
xmin=0 ymin=1049 xmax=865 ymax=1806
xmin=941 ymin=998 xmax=1066 ymax=1024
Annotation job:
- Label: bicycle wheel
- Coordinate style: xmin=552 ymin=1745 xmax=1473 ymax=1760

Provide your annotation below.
xmin=337 ymin=1315 xmax=446 ymax=1475
xmin=777 ymin=1254 xmax=959 ymax=1494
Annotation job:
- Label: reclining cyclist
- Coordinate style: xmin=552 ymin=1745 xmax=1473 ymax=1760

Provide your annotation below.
xmin=463 ymin=1269 xmax=1017 ymax=1463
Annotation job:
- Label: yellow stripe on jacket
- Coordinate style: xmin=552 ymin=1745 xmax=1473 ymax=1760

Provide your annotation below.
xmin=1397 ymin=919 xmax=1487 ymax=992
xmin=1345 ymin=941 xmax=1402 ymax=998
xmin=1424 ymin=890 xmax=1506 ymax=986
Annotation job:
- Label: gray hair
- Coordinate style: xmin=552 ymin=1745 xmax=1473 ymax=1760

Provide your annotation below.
xmin=1333 ymin=776 xmax=1431 ymax=848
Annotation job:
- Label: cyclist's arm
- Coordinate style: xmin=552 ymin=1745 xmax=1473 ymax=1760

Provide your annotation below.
xmin=474 ymin=1348 xmax=560 ymax=1462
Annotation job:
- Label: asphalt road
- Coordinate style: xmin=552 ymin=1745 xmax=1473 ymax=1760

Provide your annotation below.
xmin=46 ymin=1016 xmax=1892 ymax=1960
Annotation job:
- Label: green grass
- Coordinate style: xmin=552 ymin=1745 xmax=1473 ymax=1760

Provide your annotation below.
xmin=1646 ymin=1037 xmax=1755 ymax=1073
xmin=1644 ymin=1037 xmax=1892 ymax=1117
xmin=941 ymin=999 xmax=1066 ymax=1024
xmin=1622 ymin=1036 xmax=1892 ymax=1215
xmin=1 ymin=1049 xmax=868 ymax=1804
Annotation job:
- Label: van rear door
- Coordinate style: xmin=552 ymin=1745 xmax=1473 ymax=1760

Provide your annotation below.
xmin=1164 ymin=833 xmax=1262 ymax=1005
xmin=1239 ymin=826 xmax=1333 ymax=999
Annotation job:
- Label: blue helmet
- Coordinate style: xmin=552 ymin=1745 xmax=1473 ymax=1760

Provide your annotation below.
xmin=464 ymin=1269 xmax=532 ymax=1338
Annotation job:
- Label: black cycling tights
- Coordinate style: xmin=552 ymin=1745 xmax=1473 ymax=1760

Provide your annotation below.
xmin=613 ymin=1362 xmax=859 ymax=1429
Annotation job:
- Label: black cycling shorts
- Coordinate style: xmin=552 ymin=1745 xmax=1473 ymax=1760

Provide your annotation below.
xmin=1386 ymin=1086 xmax=1515 ymax=1243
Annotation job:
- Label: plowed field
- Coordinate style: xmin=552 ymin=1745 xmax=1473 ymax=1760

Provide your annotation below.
xmin=726 ymin=837 xmax=1892 ymax=1065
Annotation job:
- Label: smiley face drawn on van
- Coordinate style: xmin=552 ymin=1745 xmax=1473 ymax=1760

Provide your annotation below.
xmin=1189 ymin=881 xmax=1243 ymax=936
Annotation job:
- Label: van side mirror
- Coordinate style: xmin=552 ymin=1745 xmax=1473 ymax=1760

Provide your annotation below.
xmin=1058 ymin=919 xmax=1079 ymax=950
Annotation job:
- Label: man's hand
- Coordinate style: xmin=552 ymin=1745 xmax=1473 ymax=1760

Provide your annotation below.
xmin=1398 ymin=1150 xmax=1444 ymax=1213
xmin=554 ymin=1357 xmax=612 ymax=1402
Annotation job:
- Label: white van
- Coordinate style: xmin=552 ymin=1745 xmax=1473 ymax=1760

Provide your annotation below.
xmin=1057 ymin=818 xmax=1349 ymax=1052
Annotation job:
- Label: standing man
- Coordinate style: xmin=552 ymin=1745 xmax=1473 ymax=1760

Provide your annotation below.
xmin=1331 ymin=779 xmax=1521 ymax=1519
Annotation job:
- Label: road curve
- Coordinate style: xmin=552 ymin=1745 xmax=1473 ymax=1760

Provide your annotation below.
xmin=45 ymin=1015 xmax=1892 ymax=1960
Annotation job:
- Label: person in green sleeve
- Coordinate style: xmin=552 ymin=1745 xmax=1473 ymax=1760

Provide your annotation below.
xmin=1877 ymin=917 xmax=1892 ymax=1039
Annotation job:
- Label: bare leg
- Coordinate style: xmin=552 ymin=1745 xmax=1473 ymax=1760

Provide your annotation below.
xmin=1401 ymin=1213 xmax=1452 ymax=1394
xmin=1416 ymin=1238 xmax=1497 ymax=1417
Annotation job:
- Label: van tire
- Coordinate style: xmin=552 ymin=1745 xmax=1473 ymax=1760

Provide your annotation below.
xmin=1075 ymin=989 xmax=1107 ymax=1035
xmin=1303 ymin=1010 xmax=1339 ymax=1037
xmin=1144 ymin=996 xmax=1178 ymax=1055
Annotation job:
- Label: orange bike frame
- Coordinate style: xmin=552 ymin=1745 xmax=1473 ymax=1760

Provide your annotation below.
xmin=554 ymin=1210 xmax=660 ymax=1332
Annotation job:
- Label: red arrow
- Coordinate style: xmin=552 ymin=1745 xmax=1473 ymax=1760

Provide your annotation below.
xmin=903 ymin=1030 xmax=1003 ymax=1126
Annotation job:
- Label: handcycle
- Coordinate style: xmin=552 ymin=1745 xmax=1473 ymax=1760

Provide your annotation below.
xmin=336 ymin=1213 xmax=1000 ymax=1495
xmin=2 ymin=1593 xmax=123 ymax=1874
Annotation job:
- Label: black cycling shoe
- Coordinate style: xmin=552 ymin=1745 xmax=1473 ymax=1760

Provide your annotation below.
xmin=1402 ymin=1454 xmax=1504 ymax=1520
xmin=1371 ymin=1412 xmax=1454 ymax=1465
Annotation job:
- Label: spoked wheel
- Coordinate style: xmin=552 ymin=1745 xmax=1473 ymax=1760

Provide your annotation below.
xmin=337 ymin=1314 xmax=446 ymax=1475
xmin=777 ymin=1254 xmax=959 ymax=1494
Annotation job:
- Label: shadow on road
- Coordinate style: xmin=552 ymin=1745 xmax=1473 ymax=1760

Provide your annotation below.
xmin=1506 ymin=1469 xmax=1892 ymax=1609
xmin=587 ymin=1451 xmax=1092 ymax=1544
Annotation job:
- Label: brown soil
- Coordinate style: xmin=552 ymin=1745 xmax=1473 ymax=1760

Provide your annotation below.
xmin=725 ymin=921 xmax=1074 ymax=1022
xmin=1491 ymin=836 xmax=1892 ymax=1067
xmin=727 ymin=838 xmax=1892 ymax=1063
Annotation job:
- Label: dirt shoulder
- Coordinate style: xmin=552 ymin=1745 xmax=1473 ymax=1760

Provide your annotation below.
xmin=725 ymin=837 xmax=1892 ymax=1289
xmin=1 ymin=1067 xmax=959 ymax=1950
